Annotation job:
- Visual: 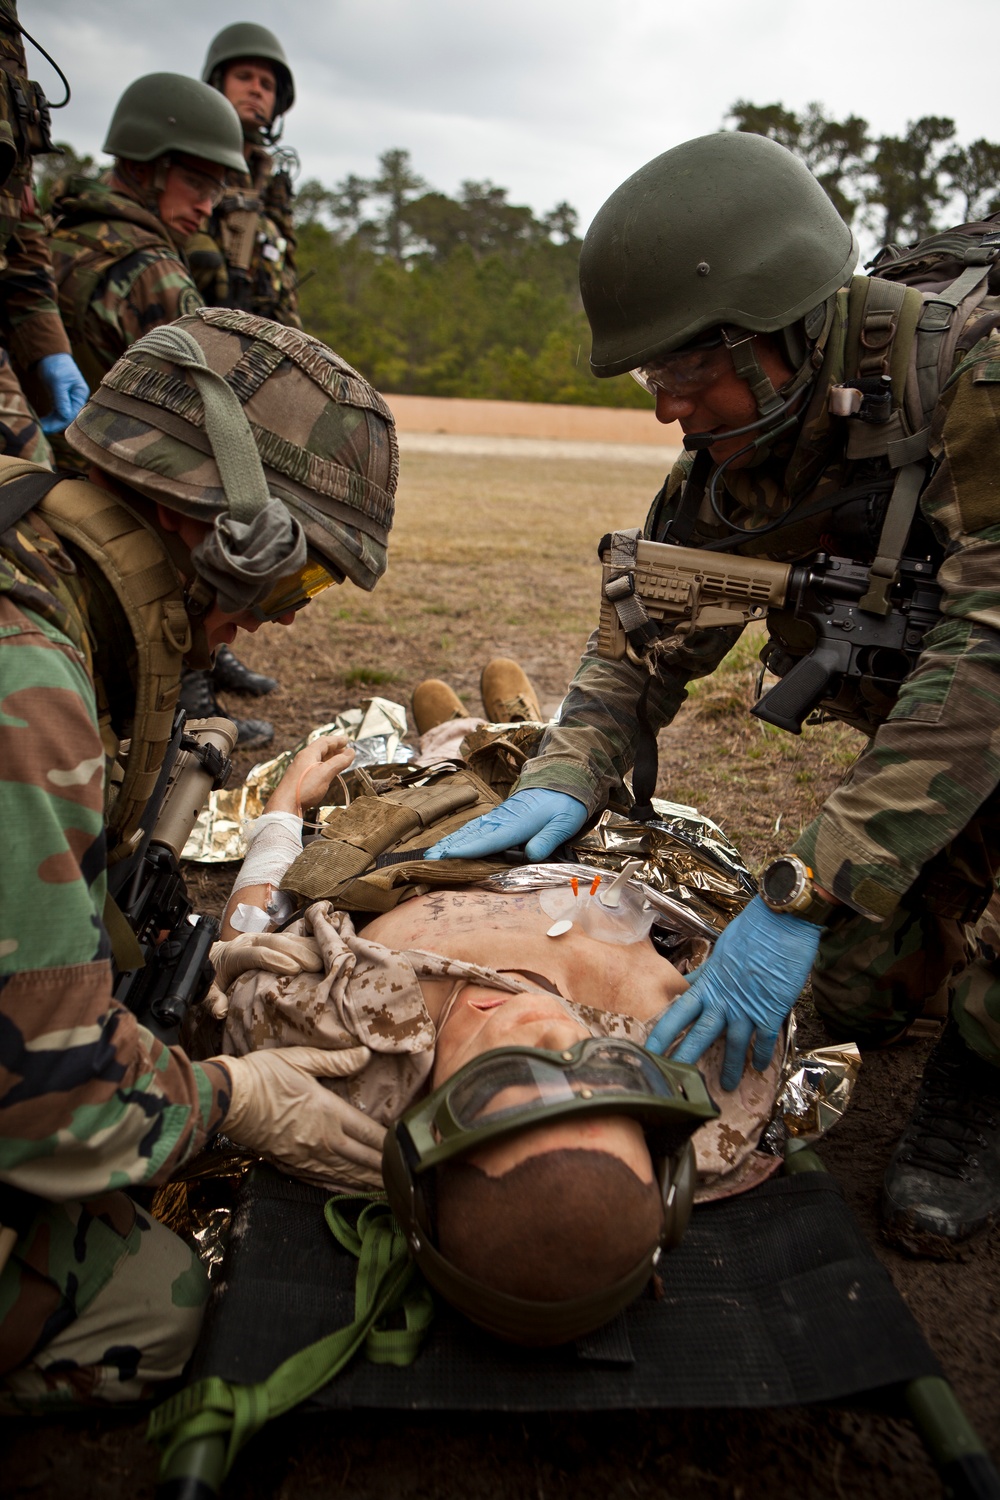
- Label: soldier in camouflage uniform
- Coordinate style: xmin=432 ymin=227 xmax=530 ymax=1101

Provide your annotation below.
xmin=0 ymin=308 xmax=399 ymax=1405
xmin=46 ymin=73 xmax=244 ymax=395
xmin=187 ymin=23 xmax=300 ymax=329
xmin=180 ymin=23 xmax=303 ymax=719
xmin=47 ymin=72 xmax=278 ymax=747
xmin=434 ymin=132 xmax=1000 ymax=1260
xmin=0 ymin=1 xmax=87 ymax=465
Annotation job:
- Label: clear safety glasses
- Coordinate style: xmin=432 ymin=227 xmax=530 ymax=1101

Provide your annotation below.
xmin=631 ymin=330 xmax=734 ymax=398
xmin=400 ymin=1037 xmax=719 ymax=1172
xmin=251 ymin=555 xmax=342 ymax=622
xmin=168 ymin=162 xmax=227 ymax=210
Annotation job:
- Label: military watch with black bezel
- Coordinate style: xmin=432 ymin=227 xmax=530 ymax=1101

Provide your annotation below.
xmin=759 ymin=855 xmax=838 ymax=928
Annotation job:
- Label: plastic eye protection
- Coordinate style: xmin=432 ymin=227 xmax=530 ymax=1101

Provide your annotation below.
xmin=631 ymin=335 xmax=735 ymax=398
xmin=168 ymin=163 xmax=226 ymax=209
xmin=252 ymin=557 xmax=341 ymax=622
xmin=400 ymin=1037 xmax=719 ymax=1172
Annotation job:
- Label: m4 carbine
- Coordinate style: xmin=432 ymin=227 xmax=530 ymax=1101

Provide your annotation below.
xmin=107 ymin=715 xmax=236 ymax=1041
xmin=598 ymin=529 xmax=942 ymax=735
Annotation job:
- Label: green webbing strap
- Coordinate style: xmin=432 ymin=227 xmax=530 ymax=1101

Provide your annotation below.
xmin=857 ymin=460 xmax=928 ymax=616
xmin=148 ymin=1193 xmax=433 ymax=1485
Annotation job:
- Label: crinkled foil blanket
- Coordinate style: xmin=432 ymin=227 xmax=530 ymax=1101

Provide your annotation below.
xmin=168 ymin=700 xmax=860 ymax=1275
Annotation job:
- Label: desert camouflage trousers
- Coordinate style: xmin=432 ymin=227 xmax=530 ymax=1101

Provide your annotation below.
xmin=0 ymin=1189 xmax=208 ymax=1410
xmin=0 ymin=347 xmax=51 ymax=467
xmin=812 ymin=785 xmax=1000 ymax=1066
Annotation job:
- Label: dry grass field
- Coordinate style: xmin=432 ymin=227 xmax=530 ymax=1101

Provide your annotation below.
xmin=6 ymin=440 xmax=999 ymax=1500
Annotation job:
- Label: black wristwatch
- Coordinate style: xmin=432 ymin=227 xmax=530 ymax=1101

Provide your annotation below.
xmin=759 ymin=855 xmax=838 ymax=928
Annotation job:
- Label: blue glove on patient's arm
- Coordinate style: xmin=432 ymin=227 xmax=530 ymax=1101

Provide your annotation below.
xmin=37 ymin=352 xmax=89 ymax=433
xmin=426 ymin=788 xmax=588 ymax=862
xmin=646 ymin=895 xmax=822 ymax=1091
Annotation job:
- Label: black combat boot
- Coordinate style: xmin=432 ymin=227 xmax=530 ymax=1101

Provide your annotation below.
xmin=881 ymin=1021 xmax=1000 ymax=1257
xmin=210 ymin=645 xmax=278 ymax=697
xmin=178 ymin=668 xmax=274 ymax=751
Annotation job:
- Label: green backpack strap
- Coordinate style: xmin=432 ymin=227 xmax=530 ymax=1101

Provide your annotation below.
xmin=148 ymin=1192 xmax=433 ymax=1489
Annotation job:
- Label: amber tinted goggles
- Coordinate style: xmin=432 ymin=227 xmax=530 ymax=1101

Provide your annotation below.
xmin=251 ymin=556 xmax=342 ymax=622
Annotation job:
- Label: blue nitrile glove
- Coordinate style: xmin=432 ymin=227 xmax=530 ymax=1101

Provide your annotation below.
xmin=646 ymin=895 xmax=821 ymax=1091
xmin=426 ymin=788 xmax=588 ymax=862
xmin=38 ymin=352 xmax=89 ymax=433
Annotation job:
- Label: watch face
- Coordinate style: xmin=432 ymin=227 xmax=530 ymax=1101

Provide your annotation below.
xmin=764 ymin=857 xmax=800 ymax=906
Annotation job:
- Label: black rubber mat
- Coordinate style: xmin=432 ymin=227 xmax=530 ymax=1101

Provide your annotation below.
xmin=192 ymin=1165 xmax=940 ymax=1411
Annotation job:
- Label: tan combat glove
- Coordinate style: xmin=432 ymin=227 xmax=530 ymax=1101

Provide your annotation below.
xmin=208 ymin=931 xmax=323 ymax=1020
xmin=215 ymin=1044 xmax=386 ymax=1190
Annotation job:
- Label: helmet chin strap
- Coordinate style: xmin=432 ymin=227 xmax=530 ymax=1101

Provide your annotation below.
xmin=682 ymin=309 xmax=832 ymax=455
xmin=682 ymin=383 xmax=810 ymax=454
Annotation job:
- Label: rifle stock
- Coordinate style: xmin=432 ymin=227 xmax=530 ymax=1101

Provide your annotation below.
xmin=598 ymin=530 xmax=941 ymax=736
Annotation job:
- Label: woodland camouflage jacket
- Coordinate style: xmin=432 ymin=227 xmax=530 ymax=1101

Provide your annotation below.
xmin=518 ymin=281 xmax=1000 ymax=922
xmin=46 ymin=177 xmax=203 ymax=388
xmin=0 ymin=498 xmax=230 ymax=1203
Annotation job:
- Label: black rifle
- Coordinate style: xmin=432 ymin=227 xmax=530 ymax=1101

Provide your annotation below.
xmin=107 ymin=713 xmax=235 ymax=1042
xmin=599 ymin=532 xmax=943 ymax=737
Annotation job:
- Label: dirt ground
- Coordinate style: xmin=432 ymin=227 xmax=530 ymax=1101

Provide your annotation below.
xmin=5 ymin=440 xmax=999 ymax=1500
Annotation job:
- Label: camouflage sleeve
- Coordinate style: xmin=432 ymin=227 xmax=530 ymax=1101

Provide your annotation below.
xmin=515 ymin=461 xmax=740 ymax=812
xmin=86 ymin=247 xmax=204 ymax=361
xmin=0 ymin=190 xmax=71 ymax=367
xmin=0 ymin=595 xmax=230 ymax=1200
xmin=793 ymin=341 xmax=1000 ymax=918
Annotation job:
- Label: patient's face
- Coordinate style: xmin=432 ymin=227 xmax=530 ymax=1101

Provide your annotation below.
xmin=433 ymin=986 xmax=655 ymax=1184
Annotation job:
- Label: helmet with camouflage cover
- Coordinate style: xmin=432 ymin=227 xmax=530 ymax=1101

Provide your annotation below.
xmin=65 ymin=309 xmax=398 ymax=611
xmin=203 ymin=23 xmax=295 ymax=122
xmin=581 ymin=132 xmax=858 ymax=378
xmin=103 ymin=73 xmax=247 ymax=175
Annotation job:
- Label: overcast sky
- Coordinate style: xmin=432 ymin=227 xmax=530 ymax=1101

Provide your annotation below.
xmin=27 ymin=0 xmax=1000 ymax=234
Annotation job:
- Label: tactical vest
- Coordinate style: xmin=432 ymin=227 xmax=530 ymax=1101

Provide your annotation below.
xmin=0 ymin=456 xmax=193 ymax=860
xmin=194 ymin=146 xmax=297 ymax=322
xmin=279 ymin=762 xmax=508 ymax=914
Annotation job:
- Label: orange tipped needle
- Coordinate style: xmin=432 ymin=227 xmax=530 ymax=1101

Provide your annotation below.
xmin=570 ymin=876 xmax=579 ymax=898
xmin=589 ymin=875 xmax=601 ymax=896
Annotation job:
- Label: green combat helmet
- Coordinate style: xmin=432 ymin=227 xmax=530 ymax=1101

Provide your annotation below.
xmin=103 ymin=73 xmax=247 ymax=175
xmin=65 ymin=308 xmax=398 ymax=610
xmin=581 ymin=131 xmax=858 ymax=378
xmin=203 ymin=22 xmax=295 ymax=126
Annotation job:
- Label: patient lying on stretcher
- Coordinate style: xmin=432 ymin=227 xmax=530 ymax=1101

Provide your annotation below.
xmin=211 ymin=733 xmax=783 ymax=1197
xmin=205 ymin=730 xmax=785 ymax=1340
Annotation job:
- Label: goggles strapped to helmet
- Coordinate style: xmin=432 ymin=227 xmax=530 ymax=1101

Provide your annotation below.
xmin=382 ymin=1037 xmax=719 ymax=1345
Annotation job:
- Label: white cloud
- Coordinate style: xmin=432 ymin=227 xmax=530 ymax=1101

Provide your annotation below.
xmin=26 ymin=0 xmax=1000 ymax=232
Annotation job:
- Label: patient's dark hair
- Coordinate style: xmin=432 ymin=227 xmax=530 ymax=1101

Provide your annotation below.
xmin=435 ymin=1148 xmax=664 ymax=1302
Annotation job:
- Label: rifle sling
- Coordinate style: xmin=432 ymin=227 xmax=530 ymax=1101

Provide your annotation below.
xmin=631 ymin=676 xmax=659 ymax=823
xmin=858 ymin=461 xmax=928 ymax=615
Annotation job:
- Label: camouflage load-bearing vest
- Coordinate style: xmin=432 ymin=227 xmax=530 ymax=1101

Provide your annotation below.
xmin=191 ymin=145 xmax=296 ymax=322
xmin=47 ymin=183 xmax=183 ymax=388
xmin=0 ymin=456 xmax=192 ymax=860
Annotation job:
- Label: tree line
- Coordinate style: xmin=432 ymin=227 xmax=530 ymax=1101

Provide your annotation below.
xmin=33 ymin=109 xmax=1000 ymax=406
xmin=727 ymin=102 xmax=1000 ymax=245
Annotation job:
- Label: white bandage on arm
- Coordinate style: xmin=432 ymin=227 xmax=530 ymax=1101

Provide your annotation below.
xmin=231 ymin=811 xmax=303 ymax=896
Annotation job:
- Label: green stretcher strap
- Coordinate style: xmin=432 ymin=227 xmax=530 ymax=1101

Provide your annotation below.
xmin=148 ymin=1193 xmax=434 ymax=1486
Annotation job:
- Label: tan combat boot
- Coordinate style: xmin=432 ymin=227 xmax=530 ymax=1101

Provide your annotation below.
xmin=412 ymin=678 xmax=466 ymax=734
xmin=480 ymin=658 xmax=543 ymax=723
